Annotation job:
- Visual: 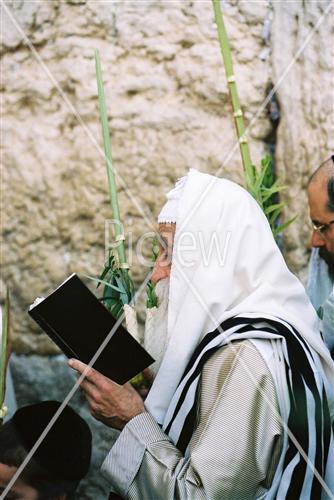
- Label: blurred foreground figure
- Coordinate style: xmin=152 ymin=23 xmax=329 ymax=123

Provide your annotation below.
xmin=307 ymin=155 xmax=334 ymax=356
xmin=71 ymin=170 xmax=334 ymax=499
xmin=0 ymin=401 xmax=92 ymax=499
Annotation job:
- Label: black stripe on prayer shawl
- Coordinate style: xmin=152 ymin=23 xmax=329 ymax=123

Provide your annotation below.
xmin=225 ymin=319 xmax=325 ymax=499
xmin=222 ymin=316 xmax=314 ymax=360
xmin=173 ymin=324 xmax=288 ymax=453
xmin=165 ymin=318 xmax=280 ymax=441
xmin=164 ymin=324 xmax=248 ymax=436
xmin=181 ymin=328 xmax=229 ymax=379
xmin=319 ymin=386 xmax=332 ymax=498
xmin=166 ymin=319 xmax=273 ymax=447
xmin=175 ymin=326 xmax=291 ymax=451
xmin=322 ymin=386 xmax=332 ymax=473
xmin=311 ymin=380 xmax=324 ymax=499
xmin=164 ymin=345 xmax=222 ymax=437
xmin=164 ymin=316 xmax=331 ymax=499
xmin=166 ymin=317 xmax=282 ymax=437
xmin=268 ymin=322 xmax=323 ymax=499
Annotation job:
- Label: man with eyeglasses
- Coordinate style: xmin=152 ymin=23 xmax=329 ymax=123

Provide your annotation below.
xmin=307 ymin=155 xmax=334 ymax=356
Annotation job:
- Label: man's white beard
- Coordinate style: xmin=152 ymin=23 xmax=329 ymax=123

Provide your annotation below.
xmin=144 ymin=278 xmax=170 ymax=378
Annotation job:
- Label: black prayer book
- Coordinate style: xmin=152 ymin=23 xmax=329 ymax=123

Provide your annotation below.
xmin=28 ymin=274 xmax=154 ymax=384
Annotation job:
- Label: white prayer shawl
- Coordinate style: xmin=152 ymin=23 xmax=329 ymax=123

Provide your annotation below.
xmin=161 ymin=316 xmax=334 ymax=499
xmin=307 ymin=248 xmax=334 ymax=312
xmin=307 ymin=247 xmax=334 ymax=351
xmin=145 ymin=169 xmax=334 ymax=498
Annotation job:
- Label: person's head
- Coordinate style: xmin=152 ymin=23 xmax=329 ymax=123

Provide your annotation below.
xmin=144 ymin=176 xmax=183 ymax=376
xmin=144 ymin=222 xmax=176 ymax=376
xmin=144 ymin=169 xmax=333 ymax=423
xmin=307 ymin=155 xmax=334 ymax=274
xmin=0 ymin=401 xmax=92 ymax=500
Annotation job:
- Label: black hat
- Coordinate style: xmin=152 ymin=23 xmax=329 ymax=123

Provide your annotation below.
xmin=12 ymin=401 xmax=92 ymax=481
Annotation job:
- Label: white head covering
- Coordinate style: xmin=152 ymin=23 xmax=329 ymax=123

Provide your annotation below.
xmin=146 ymin=169 xmax=334 ymax=423
xmin=307 ymin=247 xmax=334 ymax=351
xmin=307 ymin=248 xmax=333 ymax=311
xmin=158 ymin=176 xmax=187 ymax=224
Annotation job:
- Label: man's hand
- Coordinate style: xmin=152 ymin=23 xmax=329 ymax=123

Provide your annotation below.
xmin=68 ymin=359 xmax=145 ymax=430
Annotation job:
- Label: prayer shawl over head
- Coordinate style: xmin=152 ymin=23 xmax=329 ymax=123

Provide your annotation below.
xmin=145 ymin=169 xmax=334 ymax=499
xmin=307 ymin=247 xmax=334 ymax=351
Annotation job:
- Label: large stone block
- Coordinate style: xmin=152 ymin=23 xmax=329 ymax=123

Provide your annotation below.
xmin=1 ymin=0 xmax=332 ymax=355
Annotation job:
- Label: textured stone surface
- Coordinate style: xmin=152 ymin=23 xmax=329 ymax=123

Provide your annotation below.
xmin=2 ymin=1 xmax=333 ymax=499
xmin=2 ymin=0 xmax=274 ymax=352
xmin=272 ymin=0 xmax=334 ymax=274
xmin=1 ymin=1 xmax=333 ymax=345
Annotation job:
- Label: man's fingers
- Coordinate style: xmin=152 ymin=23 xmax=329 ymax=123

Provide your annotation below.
xmin=68 ymin=358 xmax=98 ymax=383
xmin=69 ymin=359 xmax=119 ymax=386
xmin=78 ymin=378 xmax=96 ymax=397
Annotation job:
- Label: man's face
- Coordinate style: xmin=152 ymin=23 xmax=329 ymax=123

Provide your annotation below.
xmin=151 ymin=223 xmax=176 ymax=284
xmin=145 ymin=223 xmax=175 ymax=377
xmin=307 ymin=181 xmax=334 ymax=274
xmin=0 ymin=463 xmax=38 ymax=500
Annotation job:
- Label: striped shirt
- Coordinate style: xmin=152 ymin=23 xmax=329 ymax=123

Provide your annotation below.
xmin=102 ymin=340 xmax=283 ymax=499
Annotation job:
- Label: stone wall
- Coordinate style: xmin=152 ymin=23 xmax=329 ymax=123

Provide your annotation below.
xmin=272 ymin=0 xmax=334 ymax=275
xmin=1 ymin=0 xmax=333 ymax=353
xmin=1 ymin=2 xmax=333 ymax=499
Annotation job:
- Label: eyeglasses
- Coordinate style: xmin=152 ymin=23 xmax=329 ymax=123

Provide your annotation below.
xmin=312 ymin=220 xmax=334 ymax=236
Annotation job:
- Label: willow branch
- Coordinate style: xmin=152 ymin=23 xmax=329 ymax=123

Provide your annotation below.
xmin=212 ymin=0 xmax=254 ymax=186
xmin=95 ymin=49 xmax=128 ymax=270
xmin=0 ymin=288 xmax=10 ymax=424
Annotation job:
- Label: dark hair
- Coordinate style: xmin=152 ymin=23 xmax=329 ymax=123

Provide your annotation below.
xmin=329 ymin=156 xmax=334 ymax=211
xmin=0 ymin=401 xmax=92 ymax=499
xmin=0 ymin=420 xmax=78 ymax=499
xmin=328 ymin=177 xmax=334 ymax=212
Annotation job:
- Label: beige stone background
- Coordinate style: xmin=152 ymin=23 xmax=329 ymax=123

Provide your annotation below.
xmin=1 ymin=0 xmax=333 ymax=355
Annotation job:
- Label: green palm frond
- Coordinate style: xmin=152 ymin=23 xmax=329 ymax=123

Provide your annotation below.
xmin=212 ymin=0 xmax=296 ymax=239
xmin=94 ymin=50 xmax=135 ymax=317
xmin=87 ymin=252 xmax=134 ymax=319
xmin=146 ymin=238 xmax=159 ymax=308
xmin=246 ymin=155 xmax=297 ymax=235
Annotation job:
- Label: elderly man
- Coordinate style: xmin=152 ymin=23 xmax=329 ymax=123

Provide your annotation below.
xmin=70 ymin=169 xmax=334 ymax=499
xmin=307 ymin=156 xmax=334 ymax=356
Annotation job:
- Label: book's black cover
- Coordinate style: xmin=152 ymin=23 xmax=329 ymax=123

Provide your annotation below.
xmin=28 ymin=274 xmax=154 ymax=384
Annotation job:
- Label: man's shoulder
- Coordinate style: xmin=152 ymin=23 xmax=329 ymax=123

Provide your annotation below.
xmin=201 ymin=339 xmax=274 ymax=393
xmin=197 ymin=339 xmax=281 ymax=442
xmin=208 ymin=338 xmax=273 ymax=367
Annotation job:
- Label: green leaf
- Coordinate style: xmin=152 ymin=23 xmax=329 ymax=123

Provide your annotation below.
xmin=146 ymin=280 xmax=158 ymax=308
xmin=120 ymin=292 xmax=129 ymax=305
xmin=98 ymin=265 xmax=111 ymax=286
xmin=269 ymin=209 xmax=282 ymax=226
xmin=85 ymin=275 xmax=123 ymax=293
xmin=111 ymin=302 xmax=123 ymax=318
xmin=273 ymin=215 xmax=298 ymax=237
xmin=254 ymin=160 xmax=270 ymax=192
xmin=115 ymin=277 xmax=126 ymax=294
xmin=264 ymin=202 xmax=285 ymax=215
xmin=95 ymin=50 xmax=136 ymax=317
